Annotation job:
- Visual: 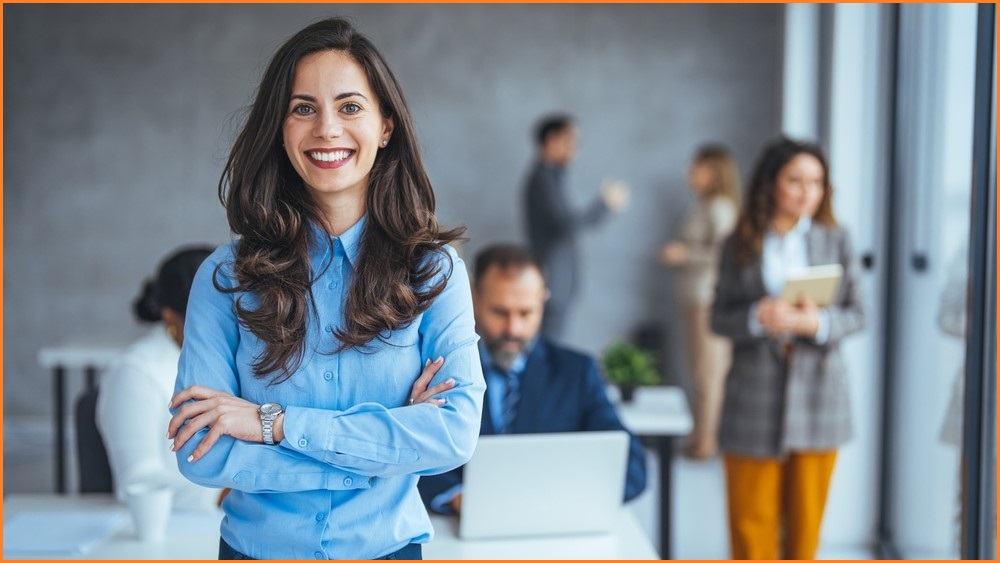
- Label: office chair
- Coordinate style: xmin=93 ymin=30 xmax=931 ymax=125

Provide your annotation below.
xmin=74 ymin=386 xmax=114 ymax=493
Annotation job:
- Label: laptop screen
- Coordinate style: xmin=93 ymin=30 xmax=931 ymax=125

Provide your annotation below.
xmin=459 ymin=430 xmax=629 ymax=540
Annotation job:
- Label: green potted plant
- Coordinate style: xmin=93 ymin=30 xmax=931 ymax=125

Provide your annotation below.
xmin=601 ymin=341 xmax=660 ymax=403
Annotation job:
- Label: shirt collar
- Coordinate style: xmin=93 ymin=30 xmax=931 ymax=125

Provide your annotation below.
xmin=794 ymin=216 xmax=813 ymax=235
xmin=539 ymin=160 xmax=566 ymax=176
xmin=308 ymin=215 xmax=367 ymax=268
xmin=769 ymin=216 xmax=812 ymax=239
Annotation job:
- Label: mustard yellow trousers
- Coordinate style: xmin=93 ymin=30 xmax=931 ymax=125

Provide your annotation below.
xmin=723 ymin=451 xmax=838 ymax=560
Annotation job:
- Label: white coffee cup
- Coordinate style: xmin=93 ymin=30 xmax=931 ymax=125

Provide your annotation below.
xmin=124 ymin=481 xmax=173 ymax=542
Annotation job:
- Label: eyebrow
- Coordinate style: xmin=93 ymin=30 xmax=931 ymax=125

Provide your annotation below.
xmin=289 ymin=92 xmax=370 ymax=103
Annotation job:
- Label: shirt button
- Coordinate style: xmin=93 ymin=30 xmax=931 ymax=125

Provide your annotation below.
xmin=324 ymin=325 xmax=334 ymax=333
xmin=343 ymin=477 xmax=353 ymax=486
xmin=323 ymin=371 xmax=333 ymax=381
xmin=314 ymin=551 xmax=324 ymax=559
xmin=298 ymin=438 xmax=308 ymax=448
xmin=328 ymin=280 xmax=338 ymax=290
xmin=315 ymin=512 xmax=326 ymax=522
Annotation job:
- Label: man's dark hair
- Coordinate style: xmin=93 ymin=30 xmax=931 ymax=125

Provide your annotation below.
xmin=473 ymin=244 xmax=544 ymax=287
xmin=534 ymin=114 xmax=574 ymax=147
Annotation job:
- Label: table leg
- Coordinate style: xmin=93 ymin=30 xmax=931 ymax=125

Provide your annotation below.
xmin=658 ymin=436 xmax=674 ymax=559
xmin=85 ymin=366 xmax=98 ymax=391
xmin=54 ymin=366 xmax=67 ymax=494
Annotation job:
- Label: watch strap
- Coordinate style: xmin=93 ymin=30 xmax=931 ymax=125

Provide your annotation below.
xmin=262 ymin=415 xmax=276 ymax=445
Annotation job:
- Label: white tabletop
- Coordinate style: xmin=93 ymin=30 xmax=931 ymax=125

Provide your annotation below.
xmin=614 ymin=385 xmax=693 ymax=437
xmin=424 ymin=511 xmax=656 ymax=560
xmin=3 ymin=494 xmax=656 ymax=560
xmin=37 ymin=346 xmax=124 ymax=370
xmin=3 ymin=494 xmax=222 ymax=560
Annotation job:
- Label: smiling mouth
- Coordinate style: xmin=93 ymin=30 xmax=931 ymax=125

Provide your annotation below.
xmin=308 ymin=149 xmax=353 ymax=162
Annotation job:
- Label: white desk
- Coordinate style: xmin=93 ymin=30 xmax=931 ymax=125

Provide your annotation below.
xmin=613 ymin=385 xmax=692 ymax=559
xmin=3 ymin=494 xmax=221 ymax=560
xmin=3 ymin=494 xmax=656 ymax=560
xmin=425 ymin=511 xmax=656 ymax=560
xmin=37 ymin=345 xmax=124 ymax=493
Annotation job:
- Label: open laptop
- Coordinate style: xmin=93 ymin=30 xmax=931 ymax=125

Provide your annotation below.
xmin=459 ymin=430 xmax=630 ymax=540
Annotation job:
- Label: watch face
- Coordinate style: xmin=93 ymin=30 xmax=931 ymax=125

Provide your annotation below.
xmin=259 ymin=402 xmax=282 ymax=416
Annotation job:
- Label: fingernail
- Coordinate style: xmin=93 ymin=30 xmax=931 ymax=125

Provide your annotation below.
xmin=441 ymin=398 xmax=448 ymax=404
xmin=186 ymin=455 xmax=194 ymax=463
xmin=425 ymin=358 xmax=431 ymax=366
xmin=446 ymin=378 xmax=455 ymax=385
xmin=436 ymin=356 xmax=444 ymax=364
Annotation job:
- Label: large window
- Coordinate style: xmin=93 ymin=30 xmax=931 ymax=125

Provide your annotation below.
xmin=882 ymin=4 xmax=995 ymax=559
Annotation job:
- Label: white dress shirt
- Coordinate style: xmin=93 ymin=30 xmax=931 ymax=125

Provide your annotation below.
xmin=96 ymin=326 xmax=219 ymax=512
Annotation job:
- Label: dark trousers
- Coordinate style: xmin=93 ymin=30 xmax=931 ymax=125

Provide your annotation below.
xmin=219 ymin=538 xmax=422 ymax=560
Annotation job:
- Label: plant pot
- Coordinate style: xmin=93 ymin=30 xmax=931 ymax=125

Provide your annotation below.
xmin=619 ymin=384 xmax=637 ymax=403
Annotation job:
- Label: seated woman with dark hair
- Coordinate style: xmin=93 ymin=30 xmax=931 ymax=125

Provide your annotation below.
xmin=96 ymin=245 xmax=220 ymax=513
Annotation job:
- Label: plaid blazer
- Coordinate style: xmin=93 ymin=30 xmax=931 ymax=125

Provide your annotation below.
xmin=710 ymin=224 xmax=866 ymax=458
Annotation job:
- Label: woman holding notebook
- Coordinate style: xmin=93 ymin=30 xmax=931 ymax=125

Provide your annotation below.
xmin=710 ymin=137 xmax=865 ymax=560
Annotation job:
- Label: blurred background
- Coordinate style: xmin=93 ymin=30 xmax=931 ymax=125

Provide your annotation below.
xmin=4 ymin=3 xmax=995 ymax=559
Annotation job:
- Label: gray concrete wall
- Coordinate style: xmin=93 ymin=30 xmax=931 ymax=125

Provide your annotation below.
xmin=4 ymin=4 xmax=782 ymax=491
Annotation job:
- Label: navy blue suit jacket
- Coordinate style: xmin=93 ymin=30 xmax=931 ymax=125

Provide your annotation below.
xmin=417 ymin=339 xmax=648 ymax=510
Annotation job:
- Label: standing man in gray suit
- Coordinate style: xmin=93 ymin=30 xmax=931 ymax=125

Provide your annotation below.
xmin=522 ymin=114 xmax=629 ymax=340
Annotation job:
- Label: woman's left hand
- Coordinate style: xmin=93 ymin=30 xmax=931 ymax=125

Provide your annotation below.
xmin=791 ymin=294 xmax=820 ymax=337
xmin=407 ymin=356 xmax=454 ymax=407
xmin=167 ymin=385 xmax=264 ymax=462
xmin=659 ymin=241 xmax=687 ymax=265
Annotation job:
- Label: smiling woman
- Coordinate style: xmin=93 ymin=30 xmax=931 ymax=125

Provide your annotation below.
xmin=164 ymin=17 xmax=485 ymax=561
xmin=282 ymin=50 xmax=393 ymax=222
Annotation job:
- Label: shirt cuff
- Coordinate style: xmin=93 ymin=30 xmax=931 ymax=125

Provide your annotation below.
xmin=813 ymin=309 xmax=831 ymax=344
xmin=430 ymin=484 xmax=463 ymax=514
xmin=748 ymin=301 xmax=765 ymax=337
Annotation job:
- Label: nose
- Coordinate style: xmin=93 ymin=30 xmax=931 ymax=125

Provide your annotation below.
xmin=504 ymin=315 xmax=523 ymax=337
xmin=313 ymin=111 xmax=344 ymax=140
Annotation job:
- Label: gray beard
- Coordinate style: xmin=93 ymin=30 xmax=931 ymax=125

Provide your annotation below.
xmin=490 ymin=349 xmax=520 ymax=373
xmin=486 ymin=337 xmax=526 ymax=372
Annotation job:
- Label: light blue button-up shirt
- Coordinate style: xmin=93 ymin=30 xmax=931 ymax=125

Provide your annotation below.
xmin=173 ymin=216 xmax=485 ymax=560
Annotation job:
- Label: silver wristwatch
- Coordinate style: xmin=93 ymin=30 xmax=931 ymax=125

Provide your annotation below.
xmin=258 ymin=402 xmax=284 ymax=445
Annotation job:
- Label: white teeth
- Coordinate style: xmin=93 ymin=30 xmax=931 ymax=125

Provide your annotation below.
xmin=309 ymin=150 xmax=351 ymax=162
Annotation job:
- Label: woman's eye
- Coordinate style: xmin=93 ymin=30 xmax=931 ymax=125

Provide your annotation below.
xmin=292 ymin=105 xmax=314 ymax=116
xmin=342 ymin=102 xmax=362 ymax=115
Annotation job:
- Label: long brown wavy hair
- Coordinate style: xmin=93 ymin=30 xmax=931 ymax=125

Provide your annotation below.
xmin=216 ymin=18 xmax=464 ymax=383
xmin=731 ymin=137 xmax=837 ymax=266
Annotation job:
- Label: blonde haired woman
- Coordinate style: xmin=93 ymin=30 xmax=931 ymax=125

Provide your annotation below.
xmin=661 ymin=144 xmax=740 ymax=459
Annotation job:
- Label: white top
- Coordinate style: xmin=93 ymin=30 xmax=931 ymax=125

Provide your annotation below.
xmin=761 ymin=217 xmax=813 ymax=296
xmin=95 ymin=327 xmax=218 ymax=513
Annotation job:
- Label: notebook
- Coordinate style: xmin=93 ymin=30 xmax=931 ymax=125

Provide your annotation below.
xmin=459 ymin=430 xmax=629 ymax=540
xmin=779 ymin=263 xmax=844 ymax=307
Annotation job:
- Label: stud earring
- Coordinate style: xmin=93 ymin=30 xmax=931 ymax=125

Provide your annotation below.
xmin=381 ymin=139 xmax=388 ymax=147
